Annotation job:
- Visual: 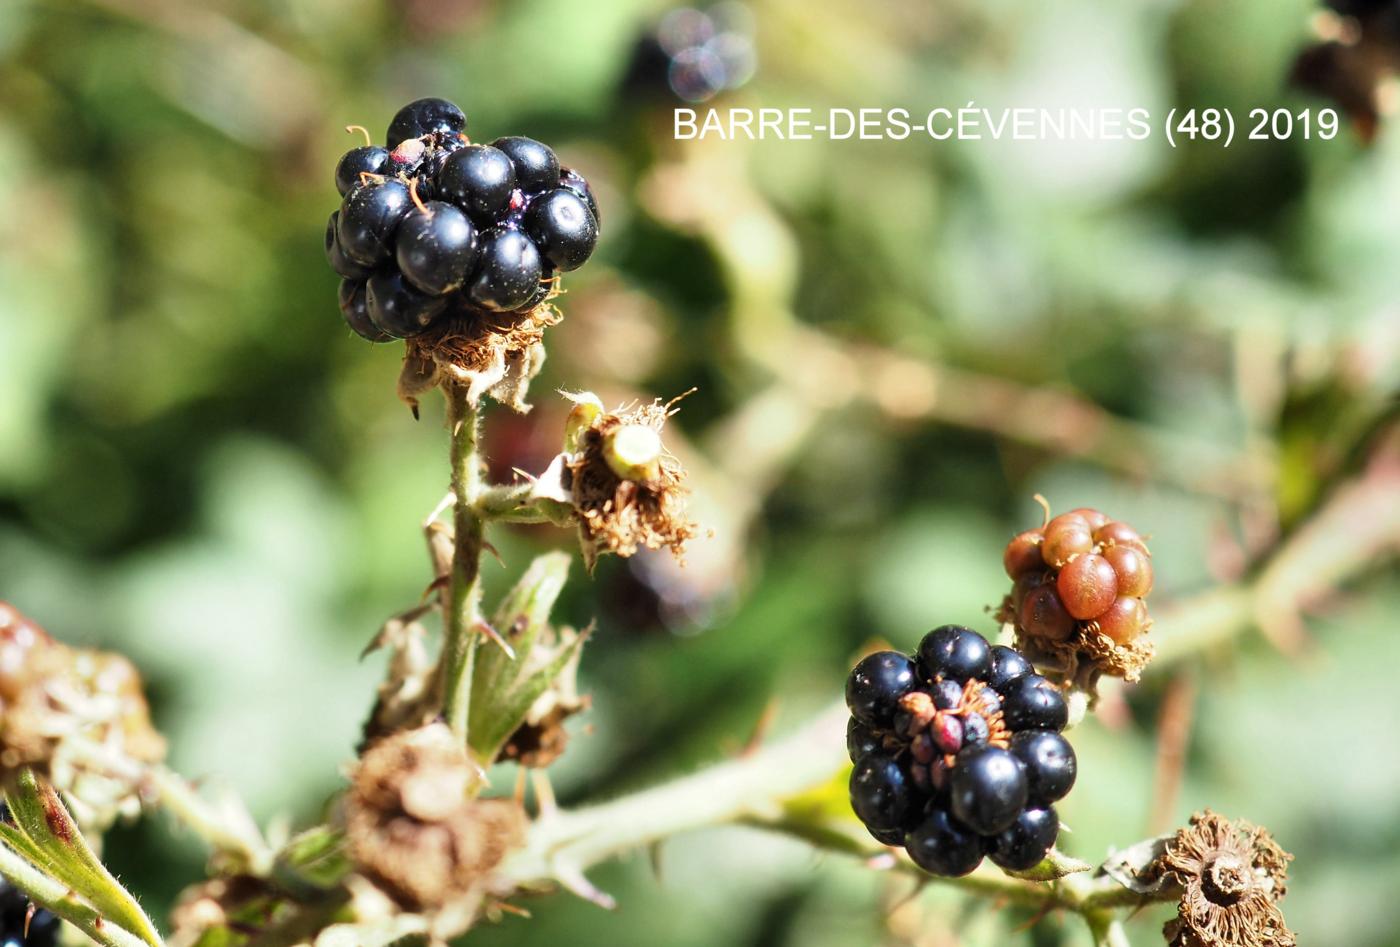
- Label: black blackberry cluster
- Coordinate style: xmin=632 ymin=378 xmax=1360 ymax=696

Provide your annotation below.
xmin=622 ymin=5 xmax=757 ymax=103
xmin=845 ymin=626 xmax=1076 ymax=876
xmin=0 ymin=810 xmax=58 ymax=947
xmin=326 ymin=98 xmax=600 ymax=342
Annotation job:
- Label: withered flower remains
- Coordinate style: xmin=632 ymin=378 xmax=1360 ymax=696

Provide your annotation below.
xmin=345 ymin=723 xmax=525 ymax=913
xmin=1155 ymin=810 xmax=1295 ymax=947
xmin=561 ymin=392 xmax=698 ymax=568
xmin=0 ymin=602 xmax=165 ymax=824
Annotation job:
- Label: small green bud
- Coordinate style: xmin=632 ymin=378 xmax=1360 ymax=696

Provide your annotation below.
xmin=562 ymin=391 xmax=605 ymax=453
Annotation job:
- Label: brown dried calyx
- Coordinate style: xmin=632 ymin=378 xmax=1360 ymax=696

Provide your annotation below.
xmin=345 ymin=723 xmax=526 ymax=912
xmin=397 ymin=288 xmax=562 ymax=415
xmin=564 ymin=393 xmax=698 ymax=569
xmin=1153 ymin=810 xmax=1295 ymax=947
xmin=0 ymin=602 xmax=165 ymax=820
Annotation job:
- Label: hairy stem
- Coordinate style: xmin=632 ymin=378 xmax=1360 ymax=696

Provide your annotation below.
xmin=500 ymin=704 xmax=851 ymax=886
xmin=1087 ymin=913 xmax=1133 ymax=947
xmin=440 ymin=383 xmax=487 ymax=746
xmin=500 ymin=700 xmax=1173 ymax=928
xmin=0 ymin=842 xmax=152 ymax=947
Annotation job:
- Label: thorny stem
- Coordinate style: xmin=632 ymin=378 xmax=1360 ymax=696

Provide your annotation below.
xmin=498 ymin=705 xmax=853 ymax=898
xmin=475 ymin=482 xmax=562 ymax=523
xmin=1152 ymin=456 xmax=1399 ymax=667
xmin=500 ymin=703 xmax=1173 ymax=930
xmin=440 ymin=382 xmax=487 ymax=747
xmin=0 ymin=842 xmax=151 ymax=947
xmin=493 ymin=478 xmax=1398 ymax=938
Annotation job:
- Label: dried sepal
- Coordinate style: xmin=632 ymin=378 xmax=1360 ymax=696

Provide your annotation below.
xmin=563 ymin=393 xmax=698 ymax=569
xmin=0 ymin=602 xmax=165 ymax=826
xmin=1011 ymin=621 xmax=1156 ymax=700
xmin=358 ymin=604 xmax=441 ymax=752
xmin=1152 ymin=810 xmax=1295 ymax=947
xmin=402 ymin=298 xmax=562 ymax=414
xmin=345 ymin=724 xmax=526 ymax=919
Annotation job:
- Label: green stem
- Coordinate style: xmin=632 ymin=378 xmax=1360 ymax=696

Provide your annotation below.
xmin=1086 ymin=912 xmax=1133 ymax=947
xmin=0 ymin=840 xmax=152 ymax=947
xmin=145 ymin=766 xmax=274 ymax=873
xmin=500 ymin=700 xmax=1174 ymax=930
xmin=440 ymin=382 xmax=486 ymax=746
xmin=500 ymin=704 xmax=851 ymax=887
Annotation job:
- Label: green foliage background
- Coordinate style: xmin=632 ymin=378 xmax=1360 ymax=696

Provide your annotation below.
xmin=1 ymin=0 xmax=1397 ymax=944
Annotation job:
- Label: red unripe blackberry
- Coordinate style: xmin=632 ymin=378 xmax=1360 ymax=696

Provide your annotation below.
xmin=1056 ymin=553 xmax=1117 ymax=620
xmin=1041 ymin=514 xmax=1094 ymax=568
xmin=1019 ymin=585 xmax=1075 ymax=641
xmin=1103 ymin=544 xmax=1153 ymax=598
xmin=1003 ymin=530 xmax=1045 ymax=579
xmin=1094 ymin=520 xmax=1147 ymax=552
xmin=1008 ymin=571 xmax=1048 ymax=615
xmin=1065 ymin=507 xmax=1109 ymax=531
xmin=1092 ymin=596 xmax=1147 ymax=644
xmin=999 ymin=502 xmax=1155 ymax=681
xmin=931 ymin=713 xmax=964 ymax=755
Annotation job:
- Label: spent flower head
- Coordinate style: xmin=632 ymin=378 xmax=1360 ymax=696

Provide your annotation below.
xmin=1153 ymin=810 xmax=1295 ymax=947
xmin=559 ymin=391 xmax=699 ymax=569
xmin=345 ymin=723 xmax=526 ymax=919
xmin=0 ymin=602 xmax=165 ymax=826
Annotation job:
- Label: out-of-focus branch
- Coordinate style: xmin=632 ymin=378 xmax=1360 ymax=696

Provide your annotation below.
xmin=1153 ymin=447 xmax=1400 ymax=665
xmin=754 ymin=323 xmax=1276 ymax=502
xmin=1148 ymin=672 xmax=1198 ymax=835
xmin=641 ymin=145 xmax=1278 ymax=505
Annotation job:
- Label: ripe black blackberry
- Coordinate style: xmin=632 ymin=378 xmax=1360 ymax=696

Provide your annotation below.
xmin=325 ymin=98 xmax=600 ymax=341
xmin=845 ymin=628 xmax=1076 ymax=877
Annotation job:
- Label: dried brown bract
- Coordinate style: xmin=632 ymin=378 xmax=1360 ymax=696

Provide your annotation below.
xmin=1153 ymin=810 xmax=1295 ymax=947
xmin=398 ymin=295 xmax=562 ymax=414
xmin=565 ymin=395 xmax=697 ymax=568
xmin=0 ymin=602 xmax=165 ymax=822
xmin=345 ymin=723 xmax=526 ymax=913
